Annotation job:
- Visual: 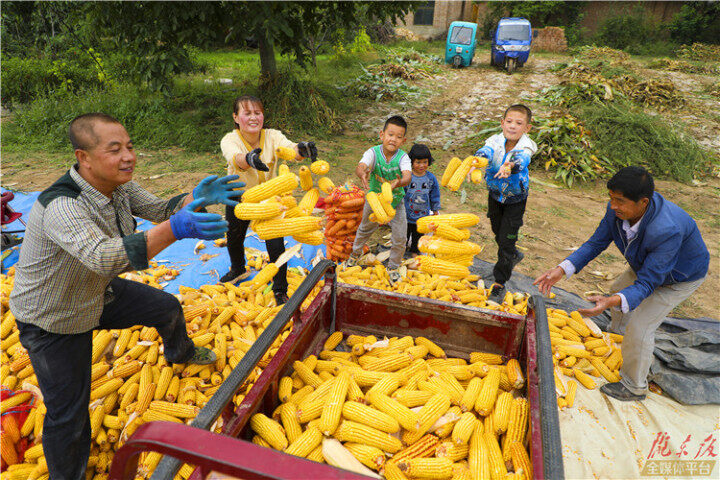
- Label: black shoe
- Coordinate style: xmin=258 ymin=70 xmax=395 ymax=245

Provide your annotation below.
xmin=187 ymin=347 xmax=217 ymax=365
xmin=511 ymin=251 xmax=524 ymax=269
xmin=219 ymin=268 xmax=250 ymax=284
xmin=488 ymin=283 xmax=506 ymax=304
xmin=600 ymin=382 xmax=646 ymax=401
xmin=274 ymin=292 xmax=289 ymax=305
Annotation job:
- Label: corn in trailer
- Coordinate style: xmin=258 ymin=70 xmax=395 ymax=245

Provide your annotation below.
xmin=109 ymin=260 xmax=563 ymax=479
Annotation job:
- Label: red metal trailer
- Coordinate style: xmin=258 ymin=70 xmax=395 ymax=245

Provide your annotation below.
xmin=110 ymin=260 xmax=563 ymax=479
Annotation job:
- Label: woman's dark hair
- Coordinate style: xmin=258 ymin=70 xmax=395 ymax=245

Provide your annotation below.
xmin=408 ymin=144 xmax=434 ymax=165
xmin=233 ymin=95 xmax=264 ymax=129
xmin=607 ymin=166 xmax=654 ymax=202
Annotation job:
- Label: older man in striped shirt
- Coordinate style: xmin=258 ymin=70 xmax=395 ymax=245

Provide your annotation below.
xmin=9 ymin=113 xmax=244 ymax=480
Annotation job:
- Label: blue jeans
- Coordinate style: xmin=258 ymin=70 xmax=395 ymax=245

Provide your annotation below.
xmin=17 ymin=277 xmax=195 ymax=480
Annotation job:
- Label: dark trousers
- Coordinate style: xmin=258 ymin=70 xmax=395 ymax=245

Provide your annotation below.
xmin=487 ymin=194 xmax=526 ymax=285
xmin=406 ymin=222 xmax=421 ymax=254
xmin=16 ymin=278 xmax=195 ymax=480
xmin=225 ymin=204 xmax=288 ymax=294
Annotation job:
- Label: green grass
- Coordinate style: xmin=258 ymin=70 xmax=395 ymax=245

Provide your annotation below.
xmin=545 ymin=206 xmax=570 ymax=219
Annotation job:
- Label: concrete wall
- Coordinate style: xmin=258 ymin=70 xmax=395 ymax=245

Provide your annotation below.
xmin=399 ymin=1 xmax=682 ymax=38
xmin=401 ymin=1 xmax=477 ymax=38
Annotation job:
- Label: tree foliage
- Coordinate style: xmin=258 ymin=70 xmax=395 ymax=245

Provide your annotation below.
xmin=478 ymin=1 xmax=585 ymax=43
xmin=668 ymin=1 xmax=720 ymax=45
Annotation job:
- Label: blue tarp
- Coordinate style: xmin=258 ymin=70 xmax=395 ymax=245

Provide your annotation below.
xmin=0 ymin=188 xmax=326 ymax=293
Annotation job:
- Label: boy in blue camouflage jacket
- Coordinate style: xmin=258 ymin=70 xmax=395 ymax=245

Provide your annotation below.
xmin=475 ymin=104 xmax=537 ymax=303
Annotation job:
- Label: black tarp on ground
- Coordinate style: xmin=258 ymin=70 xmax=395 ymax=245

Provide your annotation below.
xmin=471 ymin=258 xmax=720 ymax=405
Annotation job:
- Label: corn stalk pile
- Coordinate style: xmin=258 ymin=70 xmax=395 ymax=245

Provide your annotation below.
xmin=571 ymin=45 xmax=630 ymax=62
xmin=677 ymin=43 xmax=720 ymax=62
xmin=646 ymin=58 xmax=719 ymax=75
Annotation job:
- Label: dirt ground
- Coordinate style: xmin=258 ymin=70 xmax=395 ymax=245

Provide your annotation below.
xmin=2 ymin=51 xmax=718 ymax=318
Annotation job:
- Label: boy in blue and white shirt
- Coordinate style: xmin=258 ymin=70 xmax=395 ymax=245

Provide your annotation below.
xmin=404 ymin=144 xmax=441 ymax=255
xmin=475 ymin=104 xmax=537 ymax=303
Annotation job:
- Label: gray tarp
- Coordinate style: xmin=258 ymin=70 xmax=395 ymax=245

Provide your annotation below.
xmin=471 ymin=258 xmax=720 ymax=405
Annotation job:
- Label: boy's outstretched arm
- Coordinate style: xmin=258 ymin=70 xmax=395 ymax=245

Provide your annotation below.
xmin=356 ymin=163 xmax=370 ymax=190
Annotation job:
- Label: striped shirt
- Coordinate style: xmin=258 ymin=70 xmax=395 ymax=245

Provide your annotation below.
xmin=9 ymin=166 xmax=186 ymax=334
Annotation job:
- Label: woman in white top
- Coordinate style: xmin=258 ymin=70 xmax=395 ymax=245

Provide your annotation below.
xmin=219 ymin=95 xmax=317 ymax=304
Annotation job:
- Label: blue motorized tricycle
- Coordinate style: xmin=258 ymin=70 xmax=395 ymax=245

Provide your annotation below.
xmin=491 ymin=17 xmax=532 ymax=74
xmin=445 ymin=21 xmax=477 ymax=68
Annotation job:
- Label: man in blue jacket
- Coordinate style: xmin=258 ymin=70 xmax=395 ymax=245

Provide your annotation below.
xmin=534 ymin=166 xmax=709 ymax=401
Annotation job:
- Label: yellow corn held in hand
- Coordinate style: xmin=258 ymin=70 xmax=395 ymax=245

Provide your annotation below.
xmin=298 ymin=188 xmax=320 ymax=215
xmin=318 ymin=177 xmax=335 ymax=194
xmin=254 ymin=216 xmax=322 ymax=240
xmin=446 ymin=156 xmax=475 ymax=191
xmin=234 ymin=202 xmax=284 ymax=220
xmin=419 ymin=237 xmax=482 ymax=256
xmin=310 ymin=160 xmax=330 ymax=175
xmin=417 ymin=213 xmax=480 ymax=233
xmin=293 ymin=230 xmax=324 ymax=246
xmin=381 ymin=182 xmax=393 ymax=203
xmin=242 ymin=174 xmax=298 ymax=203
xmin=379 ymin=194 xmax=396 ymax=219
xmin=441 ymin=157 xmax=462 ymax=187
xmin=276 ymin=146 xmax=297 ymax=161
xmin=366 ymin=192 xmax=389 ymax=224
xmin=298 ymin=166 xmax=313 ymax=191
xmin=470 ymin=169 xmax=484 ymax=184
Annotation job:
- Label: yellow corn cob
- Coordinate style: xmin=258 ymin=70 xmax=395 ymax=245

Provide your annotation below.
xmin=242 ymin=173 xmax=298 ymax=203
xmin=378 ymin=193 xmax=396 ymax=219
xmin=557 ymin=346 xmax=591 ymax=359
xmin=474 ymin=368 xmax=500 ymax=416
xmin=567 ymin=315 xmax=592 ymax=337
xmin=342 ymin=401 xmax=400 ymax=433
xmin=418 ymin=256 xmax=470 ymax=279
xmin=298 ymin=166 xmax=313 ymax=191
xmin=398 ymin=457 xmax=453 ymax=479
xmin=509 ymin=442 xmax=532 ymax=480
xmin=485 ymin=430 xmax=508 ymax=479
xmin=470 ymin=169 xmax=484 ymax=184
xmin=366 ymin=374 xmax=402 ymax=401
xmin=452 ymin=412 xmax=477 ymax=446
xmin=250 ymin=413 xmax=289 ymax=450
xmin=435 ymin=373 xmax=465 ymax=406
xmin=366 ymin=192 xmax=389 ymax=224
xmin=440 ymin=157 xmax=462 ymax=187
xmin=111 ymin=360 xmax=142 ymax=379
xmin=278 ymin=376 xmax=294 ymax=403
xmin=279 ymin=403 xmax=303 ymax=443
xmin=605 ymin=348 xmax=623 ymax=371
xmin=252 ymin=263 xmax=280 ymax=287
xmin=419 ymin=237 xmax=482 ymax=256
xmin=165 ymin=376 xmax=181 ymax=402
xmin=565 ymin=380 xmax=578 ymax=408
xmin=415 ymin=337 xmax=445 ymax=358
xmin=89 ymin=378 xmax=123 ymax=401
xmin=403 ymin=394 xmax=452 ymax=445
xmin=234 ymin=202 xmax=284 ymax=220
xmin=1 ymin=436 xmax=19 ymax=465
xmin=276 ymin=146 xmax=297 ymax=161
xmin=392 ymin=433 xmax=441 ymax=464
xmin=254 ymin=216 xmax=322 ymax=240
xmin=446 ymin=156 xmax=475 ymax=191
xmin=365 ymin=354 xmax=411 ymax=372
xmin=433 ymin=223 xmax=471 ymax=242
xmin=368 ymin=392 xmax=420 ymax=432
xmin=278 ymin=164 xmax=290 ymax=176
xmin=502 ymin=398 xmax=529 ymax=462
xmin=385 ymin=461 xmax=410 ymax=480
xmin=318 ymin=176 xmax=335 ymax=194
xmin=90 ymin=331 xmax=113 ymax=364
xmin=319 ymin=371 xmax=349 ymax=435
xmin=285 ymin=425 xmax=322 ymax=458
xmin=436 ymin=441 xmax=470 ymax=462
xmin=593 ymin=346 xmax=610 ymax=357
xmin=148 ymin=401 xmax=199 ymax=419
xmin=293 ymin=230 xmax=324 ymax=246
xmin=310 ymin=160 xmax=330 ymax=175
xmin=376 ymin=182 xmax=392 ymax=203
xmin=135 ymin=382 xmax=156 ymax=415
xmin=468 ymin=423 xmax=489 ymax=480
xmin=417 ymin=213 xmax=480 ymax=233
xmin=470 ymin=352 xmax=502 ymax=365
xmin=293 ymin=360 xmax=322 ymax=388
xmin=506 ymin=359 xmax=524 ymax=389
xmin=492 ymin=391 xmax=513 ymax=435
xmin=323 ymin=331 xmax=343 ymax=351
xmin=335 ymin=420 xmax=402 ymax=453
xmin=590 ymin=356 xmax=620 ymax=382
xmin=393 ymin=389 xmax=434 ymax=408
xmin=298 ymin=188 xmax=320 ymax=214
xmin=344 ymin=443 xmax=385 ymax=471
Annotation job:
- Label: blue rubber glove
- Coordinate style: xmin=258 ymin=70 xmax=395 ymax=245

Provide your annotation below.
xmin=192 ymin=175 xmax=245 ymax=207
xmin=170 ymin=198 xmax=228 ymax=240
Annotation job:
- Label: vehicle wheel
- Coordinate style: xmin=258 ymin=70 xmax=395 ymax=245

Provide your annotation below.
xmin=507 ymin=58 xmax=516 ymax=74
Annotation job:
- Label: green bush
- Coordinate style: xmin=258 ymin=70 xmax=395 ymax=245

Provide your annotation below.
xmin=595 ymin=8 xmax=662 ymax=51
xmin=579 ymin=104 xmax=717 ymax=182
xmin=668 ymin=2 xmax=720 ymax=45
